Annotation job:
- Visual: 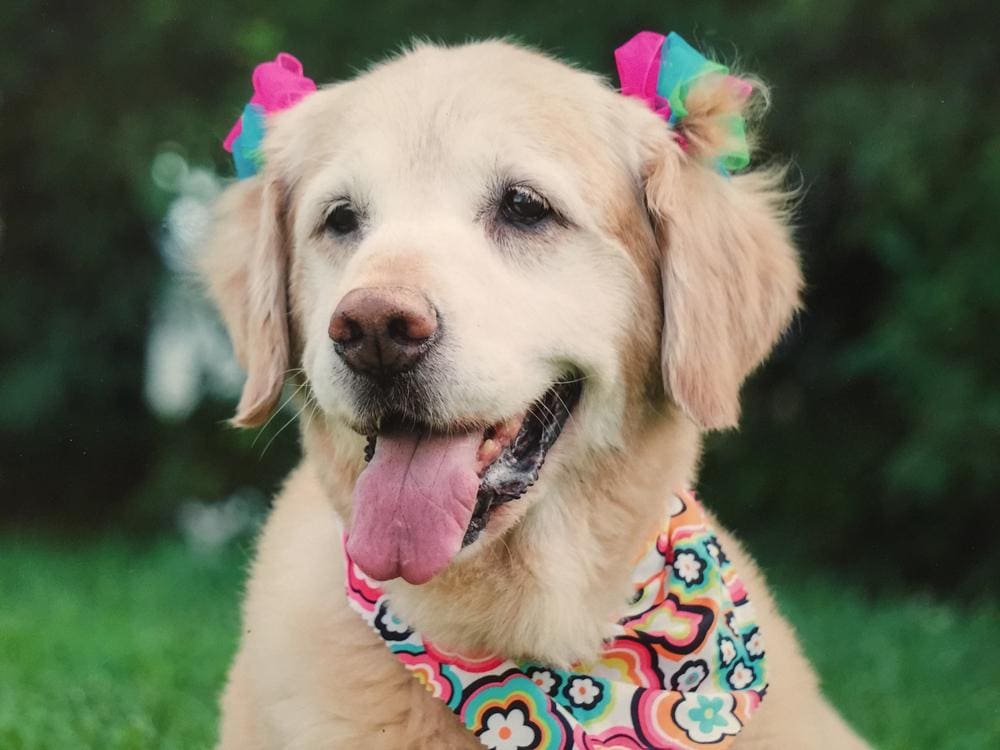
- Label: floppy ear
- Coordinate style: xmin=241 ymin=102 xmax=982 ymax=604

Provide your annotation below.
xmin=198 ymin=87 xmax=343 ymax=427
xmin=644 ymin=78 xmax=802 ymax=430
xmin=199 ymin=176 xmax=290 ymax=428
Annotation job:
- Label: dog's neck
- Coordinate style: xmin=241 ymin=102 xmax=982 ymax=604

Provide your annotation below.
xmin=302 ymin=409 xmax=701 ymax=667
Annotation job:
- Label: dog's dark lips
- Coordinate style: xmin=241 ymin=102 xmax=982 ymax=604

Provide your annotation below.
xmin=362 ymin=374 xmax=583 ymax=546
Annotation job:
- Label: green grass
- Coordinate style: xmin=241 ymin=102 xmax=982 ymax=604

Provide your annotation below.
xmin=767 ymin=572 xmax=1000 ymax=749
xmin=1 ymin=535 xmax=997 ymax=749
xmin=0 ymin=536 xmax=246 ymax=750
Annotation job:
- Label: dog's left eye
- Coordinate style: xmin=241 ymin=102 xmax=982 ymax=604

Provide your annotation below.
xmin=325 ymin=202 xmax=360 ymax=235
xmin=500 ymin=186 xmax=551 ymax=226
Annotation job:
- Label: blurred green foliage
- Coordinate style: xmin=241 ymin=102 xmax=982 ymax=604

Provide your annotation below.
xmin=1 ymin=2 xmax=997 ymax=590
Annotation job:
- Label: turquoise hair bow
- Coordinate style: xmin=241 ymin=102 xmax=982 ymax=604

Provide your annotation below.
xmin=615 ymin=31 xmax=752 ymax=173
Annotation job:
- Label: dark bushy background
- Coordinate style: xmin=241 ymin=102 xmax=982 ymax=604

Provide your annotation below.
xmin=2 ymin=1 xmax=997 ymax=593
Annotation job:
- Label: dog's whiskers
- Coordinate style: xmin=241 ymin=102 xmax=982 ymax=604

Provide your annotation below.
xmin=252 ymin=381 xmax=309 ymax=447
xmin=550 ymin=389 xmax=579 ymax=430
xmin=259 ymin=397 xmax=312 ymax=458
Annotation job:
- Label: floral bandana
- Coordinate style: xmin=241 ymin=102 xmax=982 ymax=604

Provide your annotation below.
xmin=615 ymin=31 xmax=753 ymax=174
xmin=345 ymin=489 xmax=767 ymax=749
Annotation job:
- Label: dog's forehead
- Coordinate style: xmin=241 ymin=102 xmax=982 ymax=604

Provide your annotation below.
xmin=366 ymin=44 xmax=602 ymax=121
xmin=326 ymin=42 xmax=631 ymax=177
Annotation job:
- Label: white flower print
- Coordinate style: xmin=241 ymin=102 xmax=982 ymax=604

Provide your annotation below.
xmin=706 ymin=541 xmax=720 ymax=561
xmin=565 ymin=676 xmax=601 ymax=708
xmin=379 ymin=609 xmax=409 ymax=635
xmin=728 ymin=660 xmax=755 ymax=690
xmin=745 ymin=629 xmax=765 ymax=658
xmin=719 ymin=636 xmax=737 ymax=665
xmin=673 ymin=550 xmax=705 ymax=585
xmin=671 ymin=659 xmax=709 ymax=692
xmin=668 ymin=493 xmax=686 ymax=517
xmin=528 ymin=669 xmax=557 ymax=695
xmin=478 ymin=707 xmax=537 ymax=750
xmin=373 ymin=602 xmax=411 ymax=642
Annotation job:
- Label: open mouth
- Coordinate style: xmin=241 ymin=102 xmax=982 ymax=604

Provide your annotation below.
xmin=345 ymin=374 xmax=583 ymax=585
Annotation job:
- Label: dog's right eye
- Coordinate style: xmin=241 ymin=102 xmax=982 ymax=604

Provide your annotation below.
xmin=325 ymin=203 xmax=360 ymax=235
xmin=500 ymin=185 xmax=551 ymax=227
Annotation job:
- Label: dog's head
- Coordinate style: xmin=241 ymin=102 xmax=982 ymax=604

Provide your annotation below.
xmin=202 ymin=41 xmax=801 ymax=586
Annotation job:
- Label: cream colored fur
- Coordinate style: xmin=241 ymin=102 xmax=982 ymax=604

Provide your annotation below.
xmin=201 ymin=40 xmax=872 ymax=749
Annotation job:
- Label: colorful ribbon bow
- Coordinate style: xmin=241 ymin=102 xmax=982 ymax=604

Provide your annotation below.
xmin=223 ymin=53 xmax=317 ymax=179
xmin=615 ymin=31 xmax=753 ymax=173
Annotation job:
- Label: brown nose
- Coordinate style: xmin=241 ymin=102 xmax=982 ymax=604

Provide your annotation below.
xmin=328 ymin=286 xmax=439 ymax=378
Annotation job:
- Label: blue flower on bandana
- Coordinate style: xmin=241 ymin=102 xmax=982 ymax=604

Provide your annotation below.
xmin=673 ymin=693 xmax=742 ymax=743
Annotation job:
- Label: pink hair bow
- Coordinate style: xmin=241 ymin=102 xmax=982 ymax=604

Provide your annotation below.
xmin=614 ymin=30 xmax=674 ymax=120
xmin=223 ymin=53 xmax=317 ymax=178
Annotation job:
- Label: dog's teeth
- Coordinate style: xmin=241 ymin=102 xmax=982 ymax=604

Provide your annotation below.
xmin=478 ymin=438 xmax=498 ymax=462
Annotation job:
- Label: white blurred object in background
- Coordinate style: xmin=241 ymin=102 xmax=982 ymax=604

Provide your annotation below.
xmin=178 ymin=488 xmax=266 ymax=553
xmin=144 ymin=147 xmax=244 ymax=420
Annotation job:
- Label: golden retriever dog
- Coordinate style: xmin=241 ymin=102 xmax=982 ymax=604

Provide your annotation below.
xmin=201 ymin=39 xmax=872 ymax=749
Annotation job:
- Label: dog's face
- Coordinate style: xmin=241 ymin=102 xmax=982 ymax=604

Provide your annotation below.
xmin=203 ymin=42 xmax=801 ymax=586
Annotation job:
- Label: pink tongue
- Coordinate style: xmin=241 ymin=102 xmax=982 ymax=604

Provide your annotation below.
xmin=346 ymin=430 xmax=483 ymax=585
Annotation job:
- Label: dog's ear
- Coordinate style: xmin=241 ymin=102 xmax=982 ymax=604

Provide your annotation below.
xmin=643 ymin=78 xmax=802 ymax=430
xmin=199 ymin=176 xmax=290 ymax=428
xmin=199 ymin=88 xmax=340 ymax=427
